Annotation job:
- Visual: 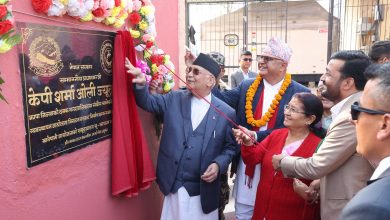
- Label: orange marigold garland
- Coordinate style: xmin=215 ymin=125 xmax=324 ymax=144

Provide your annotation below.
xmin=245 ymin=73 xmax=292 ymax=127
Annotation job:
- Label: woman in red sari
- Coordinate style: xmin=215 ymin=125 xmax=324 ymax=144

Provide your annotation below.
xmin=233 ymin=92 xmax=324 ymax=220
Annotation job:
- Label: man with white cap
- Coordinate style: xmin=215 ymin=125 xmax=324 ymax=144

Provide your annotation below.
xmin=126 ymin=53 xmax=239 ymax=220
xmin=214 ymin=37 xmax=309 ymax=220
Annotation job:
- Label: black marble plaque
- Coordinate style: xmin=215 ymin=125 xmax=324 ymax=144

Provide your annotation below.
xmin=17 ymin=22 xmax=115 ymax=167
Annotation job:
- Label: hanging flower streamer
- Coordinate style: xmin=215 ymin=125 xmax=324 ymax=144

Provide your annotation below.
xmin=31 ymin=0 xmax=175 ymax=92
xmin=0 ymin=0 xmax=22 ymax=102
xmin=32 ymin=0 xmax=133 ymax=28
xmin=0 ymin=0 xmax=21 ymax=54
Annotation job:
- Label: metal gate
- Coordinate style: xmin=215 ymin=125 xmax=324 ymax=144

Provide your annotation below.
xmin=186 ymin=0 xmax=390 ymax=85
xmin=185 ymin=0 xmax=332 ymax=86
xmin=330 ymin=0 xmax=390 ymax=54
xmin=185 ymin=0 xmax=289 ymax=79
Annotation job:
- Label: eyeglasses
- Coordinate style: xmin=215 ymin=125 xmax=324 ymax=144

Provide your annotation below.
xmin=351 ymin=102 xmax=390 ymax=120
xmin=242 ymin=58 xmax=253 ymax=62
xmin=284 ymin=104 xmax=306 ymax=114
xmin=186 ymin=67 xmax=201 ymax=75
xmin=258 ymin=56 xmax=281 ymax=63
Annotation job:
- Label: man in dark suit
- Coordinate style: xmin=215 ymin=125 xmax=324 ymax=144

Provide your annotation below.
xmin=341 ymin=63 xmax=390 ymax=220
xmin=215 ymin=37 xmax=309 ymax=220
xmin=126 ymin=53 xmax=238 ymax=220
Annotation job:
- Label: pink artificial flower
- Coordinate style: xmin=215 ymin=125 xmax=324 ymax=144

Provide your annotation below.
xmin=136 ymin=59 xmax=150 ymax=74
xmin=133 ymin=0 xmax=142 ymax=11
xmin=157 ymin=65 xmax=168 ymax=74
xmin=143 ymin=0 xmax=153 ymax=6
xmin=145 ymin=74 xmax=151 ymax=83
xmin=142 ymin=33 xmax=152 ymax=42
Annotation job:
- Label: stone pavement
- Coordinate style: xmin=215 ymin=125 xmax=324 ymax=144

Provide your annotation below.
xmin=223 ymin=170 xmax=236 ymax=220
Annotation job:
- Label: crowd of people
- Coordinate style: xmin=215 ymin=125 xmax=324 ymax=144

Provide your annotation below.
xmin=125 ymin=39 xmax=390 ymax=220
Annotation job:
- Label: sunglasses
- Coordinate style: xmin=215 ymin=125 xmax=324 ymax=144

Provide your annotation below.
xmin=350 ymin=101 xmax=389 ymax=120
xmin=242 ymin=58 xmax=253 ymax=62
xmin=258 ymin=56 xmax=281 ymax=62
xmin=186 ymin=67 xmax=201 ymax=75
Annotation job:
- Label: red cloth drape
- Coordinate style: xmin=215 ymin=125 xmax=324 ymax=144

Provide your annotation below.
xmin=111 ymin=30 xmax=156 ymax=197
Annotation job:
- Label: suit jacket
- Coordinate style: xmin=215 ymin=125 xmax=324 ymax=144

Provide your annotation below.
xmin=218 ymin=78 xmax=310 ymax=142
xmin=341 ymin=167 xmax=390 ymax=220
xmin=134 ymin=86 xmax=239 ymax=214
xmin=230 ymin=70 xmax=257 ymax=88
xmin=280 ymin=92 xmax=374 ymax=220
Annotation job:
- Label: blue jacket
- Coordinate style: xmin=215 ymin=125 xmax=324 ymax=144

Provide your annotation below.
xmin=134 ymin=86 xmax=239 ymax=213
xmin=215 ymin=78 xmax=310 ymax=142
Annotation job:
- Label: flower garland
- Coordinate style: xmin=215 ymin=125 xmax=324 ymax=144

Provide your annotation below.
xmin=31 ymin=0 xmax=155 ymax=29
xmin=143 ymin=48 xmax=175 ymax=92
xmin=0 ymin=0 xmax=21 ymax=103
xmin=0 ymin=0 xmax=21 ymax=54
xmin=245 ymin=73 xmax=292 ymax=127
xmin=31 ymin=0 xmax=175 ymax=92
xmin=125 ymin=0 xmax=175 ymax=92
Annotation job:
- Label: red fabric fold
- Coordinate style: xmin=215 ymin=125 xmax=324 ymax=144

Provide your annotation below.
xmin=111 ymin=30 xmax=156 ymax=197
xmin=246 ymin=85 xmax=279 ymax=187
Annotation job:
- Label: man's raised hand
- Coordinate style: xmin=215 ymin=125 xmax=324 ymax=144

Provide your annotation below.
xmin=125 ymin=58 xmax=146 ymax=86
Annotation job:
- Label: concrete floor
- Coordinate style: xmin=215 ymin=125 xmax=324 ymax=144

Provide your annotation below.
xmin=224 ymin=211 xmax=236 ymax=220
xmin=223 ymin=170 xmax=236 ymax=220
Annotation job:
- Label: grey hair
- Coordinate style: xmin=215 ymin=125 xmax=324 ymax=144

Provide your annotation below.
xmin=365 ymin=63 xmax=390 ymax=110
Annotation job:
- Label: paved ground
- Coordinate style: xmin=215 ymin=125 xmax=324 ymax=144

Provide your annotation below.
xmin=223 ymin=170 xmax=236 ymax=220
xmin=224 ymin=211 xmax=236 ymax=220
xmin=223 ymin=191 xmax=236 ymax=220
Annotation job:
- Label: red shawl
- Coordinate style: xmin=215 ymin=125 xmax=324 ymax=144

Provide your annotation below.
xmin=245 ymin=86 xmax=279 ymax=186
xmin=242 ymin=128 xmax=321 ymax=220
xmin=111 ymin=31 xmax=156 ymax=197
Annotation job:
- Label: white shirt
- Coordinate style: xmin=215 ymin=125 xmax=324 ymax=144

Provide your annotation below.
xmin=232 ymin=78 xmax=284 ymax=207
xmin=259 ymin=78 xmax=284 ymax=131
xmin=161 ymin=187 xmax=218 ymax=220
xmin=330 ymin=95 xmax=353 ymax=121
xmin=370 ymin=156 xmax=390 ymax=180
xmin=240 ymin=68 xmax=250 ymax=79
xmin=191 ymin=93 xmax=211 ymax=130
